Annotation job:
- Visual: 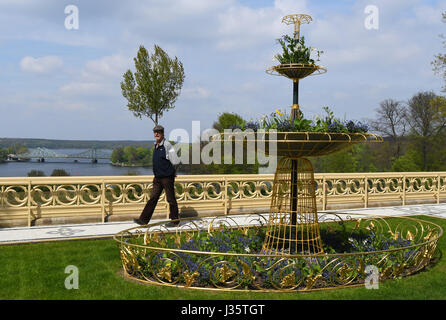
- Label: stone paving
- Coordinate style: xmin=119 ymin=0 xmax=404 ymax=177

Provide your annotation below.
xmin=0 ymin=203 xmax=445 ymax=245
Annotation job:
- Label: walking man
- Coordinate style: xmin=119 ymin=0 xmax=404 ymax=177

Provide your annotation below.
xmin=134 ymin=125 xmax=180 ymax=227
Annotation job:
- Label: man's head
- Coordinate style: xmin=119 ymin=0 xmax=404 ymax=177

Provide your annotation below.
xmin=153 ymin=125 xmax=165 ymax=143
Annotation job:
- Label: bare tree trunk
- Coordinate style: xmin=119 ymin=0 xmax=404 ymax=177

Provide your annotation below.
xmin=368 ymin=99 xmax=406 ymax=159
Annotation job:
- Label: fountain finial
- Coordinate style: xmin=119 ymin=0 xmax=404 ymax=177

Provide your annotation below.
xmin=281 ymin=14 xmax=312 ymax=40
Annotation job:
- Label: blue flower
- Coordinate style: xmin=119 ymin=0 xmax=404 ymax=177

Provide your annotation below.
xmin=228 ymin=124 xmax=242 ymax=130
xmin=245 ymin=121 xmax=259 ymax=132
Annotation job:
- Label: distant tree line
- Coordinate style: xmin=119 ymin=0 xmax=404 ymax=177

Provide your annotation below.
xmin=5 ymin=91 xmax=446 ymax=173
xmin=4 ymin=97 xmax=445 ymax=174
xmin=0 ymin=145 xmax=29 ymax=162
xmin=311 ymin=91 xmax=446 ymax=172
xmin=177 ymin=113 xmax=261 ymax=175
xmin=0 ymin=149 xmax=8 ymax=162
xmin=110 ymin=146 xmax=153 ymax=166
xmin=177 ymin=142 xmax=261 ymax=175
xmin=354 ymin=91 xmax=446 ymax=173
xmin=0 ymin=138 xmax=154 ymax=150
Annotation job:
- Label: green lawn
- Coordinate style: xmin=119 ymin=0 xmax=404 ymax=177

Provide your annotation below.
xmin=0 ymin=215 xmax=445 ymax=300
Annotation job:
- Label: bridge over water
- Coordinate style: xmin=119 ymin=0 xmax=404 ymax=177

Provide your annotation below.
xmin=13 ymin=147 xmax=111 ymax=163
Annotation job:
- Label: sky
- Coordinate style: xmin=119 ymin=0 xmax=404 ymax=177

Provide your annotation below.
xmin=0 ymin=0 xmax=445 ymax=141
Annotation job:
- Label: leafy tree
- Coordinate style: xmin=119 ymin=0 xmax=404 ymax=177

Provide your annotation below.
xmin=312 ymin=144 xmax=382 ymax=173
xmin=123 ymin=146 xmax=137 ymax=164
xmin=121 ymin=45 xmax=185 ymax=125
xmin=429 ymin=131 xmax=446 ymax=170
xmin=314 ymin=147 xmax=358 ymax=173
xmin=111 ymin=146 xmax=152 ymax=166
xmin=7 ymin=144 xmax=28 ymax=155
xmin=391 ymin=149 xmax=422 ymax=172
xmin=0 ymin=148 xmax=8 ymax=162
xmin=27 ymin=170 xmax=45 ymax=177
xmin=213 ymin=112 xmax=246 ymax=132
xmin=135 ymin=146 xmax=148 ymax=161
xmin=51 ymin=169 xmax=70 ymax=176
xmin=353 ymin=144 xmax=379 ymax=172
xmin=111 ymin=148 xmax=125 ymax=164
xmin=405 ymin=91 xmax=446 ymax=170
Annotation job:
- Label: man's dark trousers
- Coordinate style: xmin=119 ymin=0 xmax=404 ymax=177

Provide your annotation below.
xmin=139 ymin=175 xmax=179 ymax=223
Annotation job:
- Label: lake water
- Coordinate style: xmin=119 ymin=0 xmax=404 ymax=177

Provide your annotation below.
xmin=0 ymin=148 xmax=155 ymax=177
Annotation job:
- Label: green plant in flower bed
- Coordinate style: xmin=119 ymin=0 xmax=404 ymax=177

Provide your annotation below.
xmin=239 ymin=106 xmax=369 ymax=134
xmin=123 ymin=218 xmax=434 ymax=290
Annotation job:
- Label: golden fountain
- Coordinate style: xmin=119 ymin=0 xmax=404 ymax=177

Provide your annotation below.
xmin=263 ymin=13 xmax=380 ymax=255
xmin=113 ymin=14 xmax=442 ymax=292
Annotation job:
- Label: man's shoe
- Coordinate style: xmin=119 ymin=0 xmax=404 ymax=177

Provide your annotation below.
xmin=165 ymin=220 xmax=180 ymax=228
xmin=133 ymin=218 xmax=147 ymax=226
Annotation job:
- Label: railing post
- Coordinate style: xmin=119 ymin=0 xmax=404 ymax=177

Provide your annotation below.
xmin=437 ymin=174 xmax=441 ymax=204
xmin=52 ymin=183 xmax=56 ymax=207
xmin=224 ymin=177 xmax=228 ymax=215
xmin=364 ymin=176 xmax=368 ymax=208
xmin=101 ymin=180 xmax=105 ymax=223
xmin=322 ymin=176 xmax=327 ymax=210
xmin=76 ymin=184 xmax=80 ymax=206
xmin=27 ymin=181 xmax=32 ymax=227
xmin=402 ymin=175 xmax=406 ymax=206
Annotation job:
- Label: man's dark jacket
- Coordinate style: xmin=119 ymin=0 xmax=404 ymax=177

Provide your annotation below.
xmin=152 ymin=139 xmax=177 ymax=178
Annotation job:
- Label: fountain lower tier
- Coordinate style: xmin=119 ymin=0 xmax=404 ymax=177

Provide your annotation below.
xmin=262 ymin=157 xmax=324 ymax=255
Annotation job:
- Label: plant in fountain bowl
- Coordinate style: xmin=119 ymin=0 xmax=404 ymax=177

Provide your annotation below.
xmin=254 ymin=107 xmax=369 ymax=134
xmin=273 ymin=34 xmax=323 ymax=65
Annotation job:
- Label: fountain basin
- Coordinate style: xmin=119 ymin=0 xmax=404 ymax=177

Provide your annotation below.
xmin=114 ymin=213 xmax=442 ymax=292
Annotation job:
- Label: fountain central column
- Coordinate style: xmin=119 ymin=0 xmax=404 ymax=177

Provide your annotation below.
xmin=262 ymin=14 xmax=325 ymax=255
xmin=262 ymin=74 xmax=324 ymax=255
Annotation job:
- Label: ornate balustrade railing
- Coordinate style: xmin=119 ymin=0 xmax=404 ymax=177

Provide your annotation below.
xmin=0 ymin=172 xmax=445 ymax=227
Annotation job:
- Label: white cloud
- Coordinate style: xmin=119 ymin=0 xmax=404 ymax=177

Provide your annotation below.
xmin=215 ymin=0 xmax=308 ymax=50
xmin=59 ymin=82 xmax=110 ymax=96
xmin=274 ymin=0 xmax=309 ymax=14
xmin=182 ymin=87 xmax=211 ymax=99
xmin=19 ymin=55 xmax=63 ymax=74
xmin=4 ymin=90 xmax=89 ymax=112
xmin=307 ymin=2 xmax=436 ymax=70
xmin=82 ymin=54 xmax=131 ymax=79
xmin=59 ymin=54 xmax=131 ymax=97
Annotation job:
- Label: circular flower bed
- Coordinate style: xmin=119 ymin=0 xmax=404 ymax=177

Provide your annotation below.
xmin=114 ymin=213 xmax=442 ymax=292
